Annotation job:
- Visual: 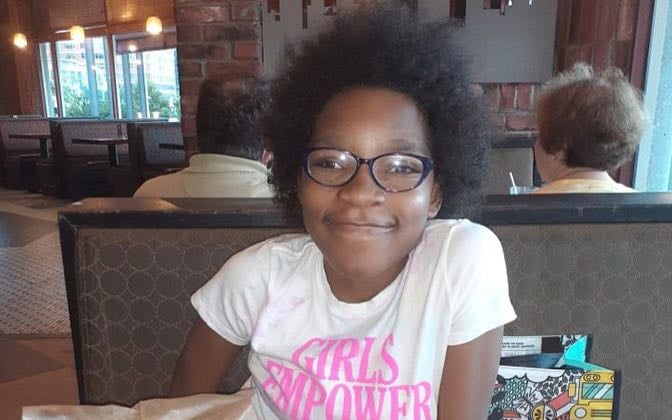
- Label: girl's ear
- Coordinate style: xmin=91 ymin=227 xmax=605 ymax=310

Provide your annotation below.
xmin=428 ymin=181 xmax=442 ymax=219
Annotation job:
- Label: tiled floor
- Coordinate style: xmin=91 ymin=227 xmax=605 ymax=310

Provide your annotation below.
xmin=0 ymin=189 xmax=78 ymax=419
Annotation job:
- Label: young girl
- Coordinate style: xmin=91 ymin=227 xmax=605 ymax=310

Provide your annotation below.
xmin=171 ymin=4 xmax=516 ymax=419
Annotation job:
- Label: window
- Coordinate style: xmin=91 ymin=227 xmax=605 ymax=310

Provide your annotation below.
xmin=37 ymin=31 xmax=181 ymax=120
xmin=634 ymin=1 xmax=672 ymax=191
xmin=39 ymin=43 xmax=58 ymax=117
xmin=55 ymin=37 xmax=113 ymax=118
xmin=114 ymin=44 xmax=180 ymax=119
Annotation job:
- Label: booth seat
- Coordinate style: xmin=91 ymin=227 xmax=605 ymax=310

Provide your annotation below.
xmin=58 ymin=194 xmax=672 ymax=418
xmin=107 ymin=121 xmax=185 ymax=197
xmin=0 ymin=118 xmax=49 ymax=191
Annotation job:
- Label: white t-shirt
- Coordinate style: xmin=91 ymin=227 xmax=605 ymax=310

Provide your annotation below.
xmin=192 ymin=219 xmax=516 ymax=419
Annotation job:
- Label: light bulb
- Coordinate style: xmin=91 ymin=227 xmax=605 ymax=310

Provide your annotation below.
xmin=128 ymin=43 xmax=138 ymax=52
xmin=13 ymin=33 xmax=27 ymax=48
xmin=70 ymin=25 xmax=85 ymax=42
xmin=508 ymin=0 xmax=513 ymax=5
xmin=146 ymin=16 xmax=163 ymax=35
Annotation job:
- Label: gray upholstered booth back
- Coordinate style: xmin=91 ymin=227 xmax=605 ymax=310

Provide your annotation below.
xmin=59 ymin=195 xmax=672 ymax=418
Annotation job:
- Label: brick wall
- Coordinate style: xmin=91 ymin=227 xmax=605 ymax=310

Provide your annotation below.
xmin=172 ymin=0 xmax=643 ymax=146
xmin=174 ymin=0 xmax=262 ymax=150
xmin=475 ymin=82 xmax=541 ymax=140
xmin=472 ymin=0 xmax=643 ymax=141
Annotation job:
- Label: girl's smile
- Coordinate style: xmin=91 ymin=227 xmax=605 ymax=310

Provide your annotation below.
xmin=298 ymin=87 xmax=442 ymax=302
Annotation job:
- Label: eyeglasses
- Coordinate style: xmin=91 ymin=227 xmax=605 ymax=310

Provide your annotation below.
xmin=302 ymin=147 xmax=434 ymax=192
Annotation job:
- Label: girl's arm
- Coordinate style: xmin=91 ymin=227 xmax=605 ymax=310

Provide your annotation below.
xmin=438 ymin=326 xmax=504 ymax=420
xmin=169 ymin=316 xmax=244 ymax=397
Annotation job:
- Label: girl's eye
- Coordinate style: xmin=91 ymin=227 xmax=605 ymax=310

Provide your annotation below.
xmin=313 ymin=159 xmax=344 ymax=170
xmin=389 ymin=164 xmax=420 ymax=174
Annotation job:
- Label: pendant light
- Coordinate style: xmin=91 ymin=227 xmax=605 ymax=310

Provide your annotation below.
xmin=12 ymin=9 xmax=27 ymax=49
xmin=13 ymin=32 xmax=27 ymax=49
xmin=146 ymin=16 xmax=163 ymax=35
xmin=70 ymin=25 xmax=85 ymax=42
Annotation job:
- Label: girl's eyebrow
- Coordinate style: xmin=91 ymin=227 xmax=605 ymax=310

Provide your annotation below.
xmin=385 ymin=138 xmax=430 ymax=153
xmin=310 ymin=137 xmax=429 ymax=153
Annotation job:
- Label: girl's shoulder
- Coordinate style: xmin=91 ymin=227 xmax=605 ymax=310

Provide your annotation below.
xmin=418 ymin=219 xmax=503 ymax=261
xmin=234 ymin=231 xmax=318 ymax=264
xmin=423 ymin=218 xmax=499 ymax=245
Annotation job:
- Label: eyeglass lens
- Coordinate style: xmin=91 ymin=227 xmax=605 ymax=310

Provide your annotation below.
xmin=306 ymin=149 xmax=426 ymax=191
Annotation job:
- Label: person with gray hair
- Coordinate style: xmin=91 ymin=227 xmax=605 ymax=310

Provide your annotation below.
xmin=533 ymin=62 xmax=646 ymax=194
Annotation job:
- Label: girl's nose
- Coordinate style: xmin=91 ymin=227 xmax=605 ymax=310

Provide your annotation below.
xmin=336 ymin=164 xmax=384 ymax=205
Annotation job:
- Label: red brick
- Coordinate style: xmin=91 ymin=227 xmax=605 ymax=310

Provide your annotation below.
xmin=203 ymin=23 xmax=259 ymax=41
xmin=179 ymin=44 xmax=231 ymax=60
xmin=500 ymin=84 xmax=515 ymax=111
xmin=616 ymin=0 xmax=638 ymax=41
xmin=233 ymin=41 xmax=260 ymax=60
xmin=231 ymin=1 xmax=260 ymax=21
xmin=205 ymin=61 xmax=261 ymax=78
xmin=179 ymin=79 xmax=204 ymax=97
xmin=178 ymin=45 xmax=208 ymax=60
xmin=178 ymin=60 xmax=203 ymax=78
xmin=176 ymin=25 xmax=203 ymax=43
xmin=515 ymin=84 xmax=533 ymax=111
xmin=593 ymin=41 xmax=613 ymax=70
xmin=180 ymin=95 xmax=199 ymax=114
xmin=506 ymin=114 xmax=537 ymax=131
xmin=597 ymin=0 xmax=617 ymax=41
xmin=177 ymin=6 xmax=229 ymax=24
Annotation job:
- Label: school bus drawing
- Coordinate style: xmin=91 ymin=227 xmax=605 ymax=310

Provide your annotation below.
xmin=568 ymin=371 xmax=614 ymax=419
xmin=529 ymin=371 xmax=614 ymax=420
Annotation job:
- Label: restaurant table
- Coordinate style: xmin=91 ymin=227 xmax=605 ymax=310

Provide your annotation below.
xmin=71 ymin=137 xmax=128 ymax=166
xmin=158 ymin=143 xmax=185 ymax=150
xmin=9 ymin=133 xmax=52 ymax=159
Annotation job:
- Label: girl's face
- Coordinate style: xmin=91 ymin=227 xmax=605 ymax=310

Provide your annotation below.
xmin=298 ymin=88 xmax=442 ymax=291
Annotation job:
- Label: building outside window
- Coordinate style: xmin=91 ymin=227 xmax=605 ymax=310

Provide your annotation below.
xmin=37 ymin=31 xmax=181 ymax=121
xmin=114 ymin=40 xmax=180 ymax=119
xmin=55 ymin=37 xmax=112 ymax=118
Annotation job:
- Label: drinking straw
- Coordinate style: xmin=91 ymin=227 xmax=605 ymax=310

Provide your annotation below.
xmin=509 ymin=172 xmax=517 ymax=189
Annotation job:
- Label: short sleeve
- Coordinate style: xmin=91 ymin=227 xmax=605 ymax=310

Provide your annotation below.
xmin=445 ymin=223 xmax=517 ymax=346
xmin=191 ymin=241 xmax=270 ymax=346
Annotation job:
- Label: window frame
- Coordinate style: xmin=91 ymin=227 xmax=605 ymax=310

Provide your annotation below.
xmin=37 ymin=30 xmax=180 ymax=120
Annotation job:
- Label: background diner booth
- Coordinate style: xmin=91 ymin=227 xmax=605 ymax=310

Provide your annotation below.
xmin=1 ymin=0 xmax=672 ymax=418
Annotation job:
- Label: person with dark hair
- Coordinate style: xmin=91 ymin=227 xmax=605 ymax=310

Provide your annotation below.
xmin=533 ymin=62 xmax=646 ymax=194
xmin=170 ymin=3 xmax=515 ymax=419
xmin=134 ymin=77 xmax=273 ymax=198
